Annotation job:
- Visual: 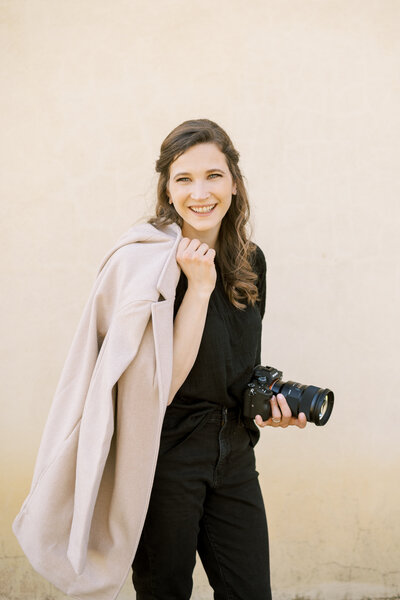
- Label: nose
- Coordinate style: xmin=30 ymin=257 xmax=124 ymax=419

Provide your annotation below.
xmin=190 ymin=181 xmax=210 ymax=201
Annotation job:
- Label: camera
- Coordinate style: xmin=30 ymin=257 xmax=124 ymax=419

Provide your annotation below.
xmin=243 ymin=365 xmax=334 ymax=426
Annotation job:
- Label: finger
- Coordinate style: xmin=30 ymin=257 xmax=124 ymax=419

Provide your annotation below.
xmin=255 ymin=414 xmax=268 ymax=428
xmin=255 ymin=415 xmax=279 ymax=428
xmin=275 ymin=393 xmax=292 ymax=428
xmin=177 ymin=238 xmax=196 ymax=262
xmin=194 ymin=242 xmax=212 ymax=256
xmin=255 ymin=414 xmax=285 ymax=428
xmin=186 ymin=238 xmax=205 ymax=253
xmin=181 ymin=240 xmax=212 ymax=262
xmin=296 ymin=412 xmax=307 ymax=429
xmin=177 ymin=238 xmax=200 ymax=256
xmin=204 ymin=247 xmax=216 ymax=261
xmin=269 ymin=395 xmax=282 ymax=425
xmin=287 ymin=414 xmax=307 ymax=428
xmin=177 ymin=237 xmax=191 ymax=254
xmin=177 ymin=239 xmax=205 ymax=263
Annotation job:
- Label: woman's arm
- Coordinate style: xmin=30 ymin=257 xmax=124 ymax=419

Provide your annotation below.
xmin=167 ymin=285 xmax=211 ymax=404
xmin=167 ymin=237 xmax=217 ymax=405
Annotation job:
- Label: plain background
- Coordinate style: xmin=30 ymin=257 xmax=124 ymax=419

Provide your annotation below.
xmin=1 ymin=1 xmax=399 ymax=599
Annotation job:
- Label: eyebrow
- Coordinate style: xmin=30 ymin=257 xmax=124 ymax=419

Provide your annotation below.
xmin=173 ymin=168 xmax=226 ymax=179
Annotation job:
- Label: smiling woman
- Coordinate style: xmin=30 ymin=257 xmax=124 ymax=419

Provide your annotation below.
xmin=129 ymin=119 xmax=306 ymax=600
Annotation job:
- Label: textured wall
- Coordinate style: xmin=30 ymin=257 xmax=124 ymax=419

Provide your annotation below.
xmin=1 ymin=1 xmax=399 ymax=599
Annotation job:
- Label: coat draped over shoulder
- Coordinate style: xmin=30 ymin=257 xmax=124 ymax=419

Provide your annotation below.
xmin=12 ymin=222 xmax=182 ymax=600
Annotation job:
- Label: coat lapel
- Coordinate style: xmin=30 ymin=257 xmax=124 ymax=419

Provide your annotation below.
xmin=151 ymin=222 xmax=182 ymax=408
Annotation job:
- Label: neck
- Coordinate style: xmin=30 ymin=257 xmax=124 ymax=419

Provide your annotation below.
xmin=181 ymin=224 xmax=220 ymax=250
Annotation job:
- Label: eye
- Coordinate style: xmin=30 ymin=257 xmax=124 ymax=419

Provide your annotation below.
xmin=176 ymin=173 xmax=222 ymax=183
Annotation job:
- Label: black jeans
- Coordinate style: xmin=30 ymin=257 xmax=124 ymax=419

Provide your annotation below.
xmin=132 ymin=405 xmax=272 ymax=600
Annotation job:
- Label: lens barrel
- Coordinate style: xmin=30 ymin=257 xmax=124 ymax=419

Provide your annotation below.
xmin=271 ymin=380 xmax=334 ymax=426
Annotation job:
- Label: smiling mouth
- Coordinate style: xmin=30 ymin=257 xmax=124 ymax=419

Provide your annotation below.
xmin=189 ymin=204 xmax=217 ymax=214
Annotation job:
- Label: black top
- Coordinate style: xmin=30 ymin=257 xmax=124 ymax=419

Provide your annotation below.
xmin=162 ymin=244 xmax=266 ymax=447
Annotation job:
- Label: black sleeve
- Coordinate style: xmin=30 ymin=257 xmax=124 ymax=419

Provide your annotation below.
xmin=250 ymin=244 xmax=266 ymax=368
xmin=253 ymin=244 xmax=267 ymax=320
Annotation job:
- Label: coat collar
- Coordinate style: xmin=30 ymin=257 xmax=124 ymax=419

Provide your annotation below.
xmin=155 ymin=223 xmax=182 ymax=300
xmin=97 ymin=221 xmax=183 ymax=300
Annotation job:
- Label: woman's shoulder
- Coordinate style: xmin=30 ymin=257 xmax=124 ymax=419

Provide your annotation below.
xmin=249 ymin=242 xmax=267 ymax=277
xmin=98 ymin=221 xmax=181 ymax=272
xmin=248 ymin=242 xmax=266 ymax=318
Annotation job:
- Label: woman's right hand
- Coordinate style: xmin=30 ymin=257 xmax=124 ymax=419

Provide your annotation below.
xmin=176 ymin=237 xmax=217 ymax=297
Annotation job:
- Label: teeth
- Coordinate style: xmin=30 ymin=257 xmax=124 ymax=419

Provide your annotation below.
xmin=190 ymin=204 xmax=216 ymax=213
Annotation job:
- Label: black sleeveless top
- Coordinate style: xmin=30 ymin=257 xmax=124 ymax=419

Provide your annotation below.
xmin=162 ymin=244 xmax=266 ymax=447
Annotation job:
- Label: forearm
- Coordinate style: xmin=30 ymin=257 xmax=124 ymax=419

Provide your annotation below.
xmin=167 ymin=286 xmax=211 ymax=405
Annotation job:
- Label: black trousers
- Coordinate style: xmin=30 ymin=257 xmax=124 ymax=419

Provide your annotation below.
xmin=132 ymin=405 xmax=272 ymax=600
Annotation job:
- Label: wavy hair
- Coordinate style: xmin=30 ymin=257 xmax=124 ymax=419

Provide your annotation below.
xmin=148 ymin=118 xmax=259 ymax=310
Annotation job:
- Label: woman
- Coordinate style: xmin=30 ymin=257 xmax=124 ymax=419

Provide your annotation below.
xmin=132 ymin=119 xmax=307 ymax=600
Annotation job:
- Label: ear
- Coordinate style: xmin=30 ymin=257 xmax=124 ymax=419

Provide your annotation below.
xmin=166 ymin=182 xmax=172 ymax=204
xmin=232 ymin=181 xmax=237 ymax=195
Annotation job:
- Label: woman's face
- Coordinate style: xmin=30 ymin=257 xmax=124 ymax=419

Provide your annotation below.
xmin=166 ymin=142 xmax=237 ymax=247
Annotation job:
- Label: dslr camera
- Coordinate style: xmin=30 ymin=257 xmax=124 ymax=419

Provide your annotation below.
xmin=243 ymin=365 xmax=334 ymax=426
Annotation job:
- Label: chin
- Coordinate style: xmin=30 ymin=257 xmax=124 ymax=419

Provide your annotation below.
xmin=189 ymin=220 xmax=219 ymax=232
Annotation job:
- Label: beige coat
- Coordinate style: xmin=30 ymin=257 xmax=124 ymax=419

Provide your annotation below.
xmin=12 ymin=221 xmax=183 ymax=600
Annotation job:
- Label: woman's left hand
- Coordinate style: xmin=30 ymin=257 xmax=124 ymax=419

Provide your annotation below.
xmin=255 ymin=393 xmax=307 ymax=429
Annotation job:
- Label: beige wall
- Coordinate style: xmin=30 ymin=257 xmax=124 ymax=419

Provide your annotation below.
xmin=1 ymin=1 xmax=399 ymax=599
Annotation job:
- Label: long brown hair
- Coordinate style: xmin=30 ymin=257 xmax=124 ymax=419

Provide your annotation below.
xmin=148 ymin=118 xmax=259 ymax=310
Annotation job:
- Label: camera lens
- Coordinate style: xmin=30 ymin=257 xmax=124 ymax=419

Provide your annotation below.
xmin=271 ymin=380 xmax=334 ymax=426
xmin=308 ymin=387 xmax=334 ymax=426
xmin=319 ymin=396 xmax=329 ymax=421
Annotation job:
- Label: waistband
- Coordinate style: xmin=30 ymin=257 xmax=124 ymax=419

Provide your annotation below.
xmin=206 ymin=405 xmax=242 ymax=423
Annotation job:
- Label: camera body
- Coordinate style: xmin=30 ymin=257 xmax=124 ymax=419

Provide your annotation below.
xmin=243 ymin=365 xmax=334 ymax=426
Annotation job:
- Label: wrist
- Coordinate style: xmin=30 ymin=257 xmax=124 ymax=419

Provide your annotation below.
xmin=185 ymin=281 xmax=214 ymax=301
